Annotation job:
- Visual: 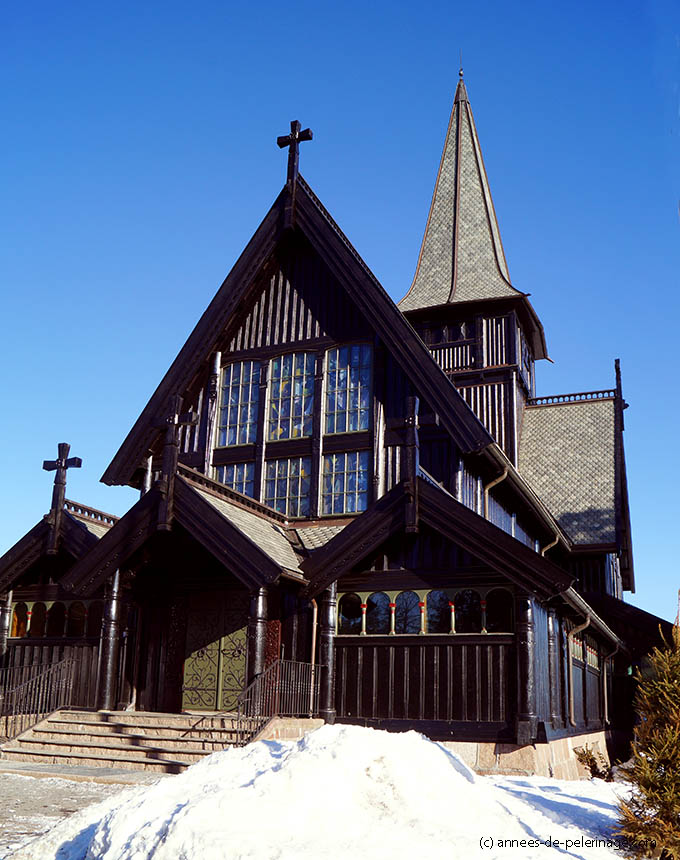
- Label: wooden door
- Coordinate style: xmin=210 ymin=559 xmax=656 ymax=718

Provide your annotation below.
xmin=181 ymin=591 xmax=249 ymax=712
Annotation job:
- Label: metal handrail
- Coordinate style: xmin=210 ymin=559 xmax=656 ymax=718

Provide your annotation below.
xmin=0 ymin=658 xmax=76 ymax=740
xmin=236 ymin=659 xmax=321 ymax=746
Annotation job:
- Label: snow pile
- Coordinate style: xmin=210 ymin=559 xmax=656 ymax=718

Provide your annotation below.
xmin=11 ymin=724 xmax=628 ymax=860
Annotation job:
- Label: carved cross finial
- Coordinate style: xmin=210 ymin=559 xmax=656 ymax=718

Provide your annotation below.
xmin=42 ymin=442 xmax=82 ymax=555
xmin=277 ymin=120 xmax=313 ymax=188
xmin=154 ymin=394 xmax=199 ymax=530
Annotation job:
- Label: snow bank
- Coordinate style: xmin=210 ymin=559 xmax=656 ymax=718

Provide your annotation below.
xmin=11 ymin=725 xmax=628 ymax=860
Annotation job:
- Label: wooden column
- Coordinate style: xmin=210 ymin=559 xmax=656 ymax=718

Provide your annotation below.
xmin=0 ymin=591 xmax=12 ymax=663
xmin=515 ymin=592 xmax=538 ymax=744
xmin=247 ymin=587 xmax=268 ymax=684
xmin=547 ymin=609 xmax=563 ymax=728
xmin=318 ymin=583 xmax=337 ymax=723
xmin=96 ymin=570 xmax=122 ymax=711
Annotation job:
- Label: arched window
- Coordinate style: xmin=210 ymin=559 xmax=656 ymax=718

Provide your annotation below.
xmin=395 ymin=591 xmax=421 ymax=635
xmin=29 ymin=603 xmax=46 ymax=638
xmin=46 ymin=602 xmax=66 ymax=637
xmin=66 ymin=602 xmax=87 ymax=638
xmin=338 ymin=593 xmax=362 ymax=635
xmin=87 ymin=601 xmax=104 ymax=638
xmin=10 ymin=603 xmax=28 ymax=638
xmin=365 ymin=592 xmax=390 ymax=635
xmin=427 ymin=590 xmax=451 ymax=634
xmin=485 ymin=589 xmax=513 ymax=633
xmin=454 ymin=589 xmax=481 ymax=633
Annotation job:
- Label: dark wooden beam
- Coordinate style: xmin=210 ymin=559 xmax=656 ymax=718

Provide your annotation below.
xmin=96 ymin=569 xmax=122 ymax=710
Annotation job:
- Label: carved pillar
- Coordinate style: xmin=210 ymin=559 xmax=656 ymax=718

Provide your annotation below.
xmin=96 ymin=569 xmax=122 ymax=711
xmin=0 ymin=591 xmax=12 ymax=664
xmin=319 ymin=583 xmax=337 ymax=723
xmin=515 ymin=592 xmax=538 ymax=744
xmin=247 ymin=586 xmax=268 ymax=685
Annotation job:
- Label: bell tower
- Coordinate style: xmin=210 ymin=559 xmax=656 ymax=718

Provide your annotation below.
xmin=399 ymin=71 xmax=547 ymax=465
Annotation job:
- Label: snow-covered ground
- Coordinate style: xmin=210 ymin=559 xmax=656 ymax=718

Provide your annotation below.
xmin=9 ymin=725 xmax=634 ymax=860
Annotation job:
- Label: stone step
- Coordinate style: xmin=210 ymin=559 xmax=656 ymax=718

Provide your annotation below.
xmin=31 ymin=727 xmax=235 ymax=751
xmin=55 ymin=710 xmax=238 ymax=730
xmin=0 ymin=746 xmax=189 ymax=773
xmin=7 ymin=736 xmax=211 ymax=763
xmin=41 ymin=720 xmax=239 ymax=743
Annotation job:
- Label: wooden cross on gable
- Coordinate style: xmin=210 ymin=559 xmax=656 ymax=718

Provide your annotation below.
xmin=155 ymin=394 xmax=199 ymax=531
xmin=277 ymin=120 xmax=313 ymax=228
xmin=42 ymin=442 xmax=82 ymax=555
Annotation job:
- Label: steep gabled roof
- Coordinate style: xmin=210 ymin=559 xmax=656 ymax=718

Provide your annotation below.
xmin=0 ymin=501 xmax=118 ymax=593
xmin=62 ymin=475 xmax=305 ymax=596
xmin=302 ymin=476 xmax=574 ymax=600
xmin=102 ymin=176 xmax=493 ymax=488
xmin=398 ymin=76 xmax=548 ymax=359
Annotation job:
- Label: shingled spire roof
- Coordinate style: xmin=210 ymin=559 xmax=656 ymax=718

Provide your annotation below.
xmin=399 ymin=73 xmax=525 ymax=311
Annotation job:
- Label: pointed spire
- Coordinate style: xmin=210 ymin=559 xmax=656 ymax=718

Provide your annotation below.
xmin=400 ymin=77 xmax=523 ymax=312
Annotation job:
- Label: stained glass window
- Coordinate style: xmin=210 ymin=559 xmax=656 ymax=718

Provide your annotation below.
xmin=214 ymin=462 xmax=255 ymax=498
xmin=264 ymin=457 xmax=311 ymax=517
xmin=268 ymin=352 xmax=315 ymax=441
xmin=217 ymin=361 xmax=261 ymax=447
xmin=395 ymin=591 xmax=421 ymax=634
xmin=338 ymin=593 xmax=363 ymax=634
xmin=325 ymin=344 xmax=372 ymax=434
xmin=322 ymin=451 xmax=369 ymax=515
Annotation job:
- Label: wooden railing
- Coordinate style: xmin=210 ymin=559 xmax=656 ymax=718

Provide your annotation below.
xmin=528 ymin=390 xmax=616 ymax=406
xmin=0 ymin=658 xmax=76 ymax=739
xmin=64 ymin=500 xmax=118 ymax=526
xmin=236 ymin=659 xmax=321 ymax=746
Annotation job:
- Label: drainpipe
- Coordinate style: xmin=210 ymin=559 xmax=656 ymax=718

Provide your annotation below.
xmin=309 ymin=599 xmax=318 ymax=716
xmin=568 ymin=614 xmax=591 ymax=726
xmin=601 ymin=642 xmax=619 ymax=726
xmin=540 ymin=535 xmax=559 ymax=557
xmin=483 ymin=468 xmax=508 ymax=519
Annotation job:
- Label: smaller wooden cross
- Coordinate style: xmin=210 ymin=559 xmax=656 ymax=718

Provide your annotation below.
xmin=42 ymin=442 xmax=82 ymax=555
xmin=277 ymin=120 xmax=313 ymax=228
xmin=155 ymin=394 xmax=199 ymax=530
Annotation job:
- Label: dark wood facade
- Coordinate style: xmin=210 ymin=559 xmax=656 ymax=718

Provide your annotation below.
xmin=0 ymin=87 xmax=660 ymax=755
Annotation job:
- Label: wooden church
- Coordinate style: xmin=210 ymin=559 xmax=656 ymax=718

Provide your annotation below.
xmin=0 ymin=74 xmax=669 ymax=774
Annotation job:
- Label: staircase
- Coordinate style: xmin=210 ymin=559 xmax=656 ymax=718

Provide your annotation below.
xmin=0 ymin=709 xmax=240 ymax=774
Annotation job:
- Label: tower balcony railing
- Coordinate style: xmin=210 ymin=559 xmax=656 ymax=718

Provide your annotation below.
xmin=527 ymin=390 xmax=616 ymax=406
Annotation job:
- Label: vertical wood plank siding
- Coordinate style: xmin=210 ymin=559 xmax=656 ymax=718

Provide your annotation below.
xmin=227 ymin=250 xmax=370 ymax=352
xmin=457 ymin=383 xmax=508 ymax=452
xmin=335 ymin=637 xmax=514 ymax=724
xmin=483 ymin=317 xmax=507 ymax=367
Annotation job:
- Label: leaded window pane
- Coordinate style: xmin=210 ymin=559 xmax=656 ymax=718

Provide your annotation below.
xmin=395 ymin=591 xmax=421 ymax=634
xmin=215 ymin=462 xmax=255 ymax=499
xmin=321 ymin=451 xmax=369 ymax=515
xmin=217 ymin=361 xmax=261 ymax=446
xmin=366 ymin=592 xmax=390 ymax=634
xmin=325 ymin=344 xmax=372 ymax=434
xmin=264 ymin=457 xmax=311 ymax=517
xmin=268 ymin=353 xmax=315 ymax=441
xmin=338 ymin=593 xmax=362 ymax=634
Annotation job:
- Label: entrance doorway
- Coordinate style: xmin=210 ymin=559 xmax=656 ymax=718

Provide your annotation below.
xmin=182 ymin=590 xmax=249 ymax=712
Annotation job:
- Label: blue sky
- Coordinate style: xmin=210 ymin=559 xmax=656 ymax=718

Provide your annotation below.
xmin=1 ymin=0 xmax=678 ymax=621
